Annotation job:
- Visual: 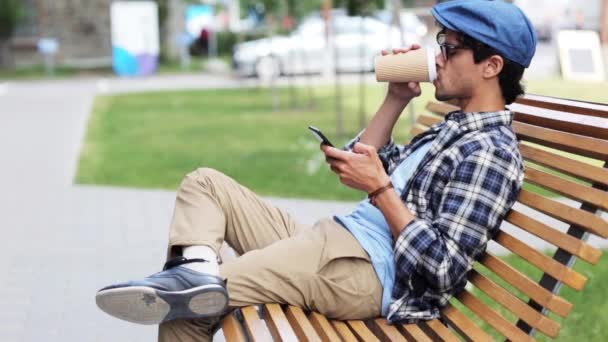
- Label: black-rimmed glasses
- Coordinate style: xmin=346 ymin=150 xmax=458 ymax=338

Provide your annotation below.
xmin=437 ymin=33 xmax=467 ymax=61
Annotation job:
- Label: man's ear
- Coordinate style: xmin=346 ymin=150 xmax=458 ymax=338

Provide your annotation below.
xmin=483 ymin=55 xmax=504 ymax=79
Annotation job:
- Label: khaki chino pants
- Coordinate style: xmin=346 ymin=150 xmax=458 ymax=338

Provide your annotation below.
xmin=158 ymin=168 xmax=383 ymax=341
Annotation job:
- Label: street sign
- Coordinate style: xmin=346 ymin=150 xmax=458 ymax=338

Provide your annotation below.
xmin=37 ymin=38 xmax=59 ymax=56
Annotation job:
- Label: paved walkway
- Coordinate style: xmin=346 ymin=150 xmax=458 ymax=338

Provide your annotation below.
xmin=0 ymin=73 xmax=606 ymax=341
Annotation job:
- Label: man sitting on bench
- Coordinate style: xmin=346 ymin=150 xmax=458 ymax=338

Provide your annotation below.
xmin=95 ymin=1 xmax=537 ymax=340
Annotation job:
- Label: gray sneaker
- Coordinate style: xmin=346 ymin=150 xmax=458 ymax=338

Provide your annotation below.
xmin=96 ymin=257 xmax=229 ymax=325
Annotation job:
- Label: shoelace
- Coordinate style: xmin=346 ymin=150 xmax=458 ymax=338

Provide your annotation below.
xmin=163 ymin=256 xmax=209 ymax=271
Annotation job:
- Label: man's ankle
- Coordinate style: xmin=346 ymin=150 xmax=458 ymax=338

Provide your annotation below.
xmin=182 ymin=245 xmax=219 ymax=275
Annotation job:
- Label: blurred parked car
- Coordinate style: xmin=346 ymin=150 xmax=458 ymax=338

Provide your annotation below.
xmin=232 ymin=15 xmax=419 ymax=79
xmin=372 ymin=10 xmax=428 ymax=40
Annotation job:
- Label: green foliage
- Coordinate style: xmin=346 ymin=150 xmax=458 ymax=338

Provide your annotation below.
xmin=336 ymin=0 xmax=385 ymax=16
xmin=260 ymin=0 xmax=280 ymax=12
xmin=401 ymin=0 xmax=416 ymax=8
xmin=238 ymin=0 xmax=392 ymax=22
xmin=0 ymin=0 xmax=23 ymax=38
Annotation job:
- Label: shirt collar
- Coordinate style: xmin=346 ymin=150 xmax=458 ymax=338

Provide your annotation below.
xmin=444 ymin=110 xmax=514 ymax=131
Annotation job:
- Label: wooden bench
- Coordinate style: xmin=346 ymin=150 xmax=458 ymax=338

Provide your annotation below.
xmin=220 ymin=94 xmax=608 ymax=341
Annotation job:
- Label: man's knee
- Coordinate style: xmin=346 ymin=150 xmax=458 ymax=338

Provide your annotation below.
xmin=179 ymin=167 xmax=229 ymax=193
xmin=185 ymin=167 xmax=224 ymax=183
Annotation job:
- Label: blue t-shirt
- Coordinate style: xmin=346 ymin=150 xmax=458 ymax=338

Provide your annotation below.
xmin=334 ymin=140 xmax=432 ymax=315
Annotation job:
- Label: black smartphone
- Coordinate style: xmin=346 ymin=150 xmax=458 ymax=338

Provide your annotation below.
xmin=308 ymin=126 xmax=334 ymax=147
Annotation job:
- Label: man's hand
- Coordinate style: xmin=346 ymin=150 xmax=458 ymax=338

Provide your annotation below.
xmin=382 ymin=45 xmax=423 ymax=104
xmin=322 ymin=143 xmax=390 ymax=193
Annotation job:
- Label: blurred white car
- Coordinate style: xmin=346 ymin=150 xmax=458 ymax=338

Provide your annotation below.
xmin=373 ymin=10 xmax=428 ymax=39
xmin=233 ymin=15 xmax=420 ymax=79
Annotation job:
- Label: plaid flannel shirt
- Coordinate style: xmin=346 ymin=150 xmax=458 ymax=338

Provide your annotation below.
xmin=345 ymin=110 xmax=524 ymax=324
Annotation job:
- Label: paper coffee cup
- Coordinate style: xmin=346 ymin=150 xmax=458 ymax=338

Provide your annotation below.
xmin=375 ymin=48 xmax=437 ymax=83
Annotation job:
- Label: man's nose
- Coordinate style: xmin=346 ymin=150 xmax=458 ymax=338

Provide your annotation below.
xmin=435 ymin=50 xmax=444 ymax=68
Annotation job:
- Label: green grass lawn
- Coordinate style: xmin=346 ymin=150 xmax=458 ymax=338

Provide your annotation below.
xmin=0 ymin=56 xmax=227 ymax=81
xmin=451 ymin=250 xmax=608 ymax=341
xmin=76 ymin=82 xmax=436 ymax=200
xmin=76 ymin=78 xmax=608 ymax=200
xmin=0 ymin=64 xmax=97 ymax=80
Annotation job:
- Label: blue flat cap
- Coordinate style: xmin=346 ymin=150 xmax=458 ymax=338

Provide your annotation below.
xmin=431 ymin=0 xmax=537 ymax=67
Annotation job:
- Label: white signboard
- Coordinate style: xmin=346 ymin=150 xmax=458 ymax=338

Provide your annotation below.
xmin=111 ymin=1 xmax=160 ymax=76
xmin=557 ymin=30 xmax=605 ymax=82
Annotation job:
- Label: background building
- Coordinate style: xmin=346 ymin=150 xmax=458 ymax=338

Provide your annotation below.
xmin=13 ymin=0 xmax=113 ymax=67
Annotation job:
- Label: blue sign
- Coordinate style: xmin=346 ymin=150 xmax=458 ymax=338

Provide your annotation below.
xmin=37 ymin=38 xmax=59 ymax=55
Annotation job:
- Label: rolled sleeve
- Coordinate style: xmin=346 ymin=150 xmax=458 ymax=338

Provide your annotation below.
xmin=393 ymin=148 xmax=522 ymax=292
xmin=343 ymin=130 xmax=403 ymax=174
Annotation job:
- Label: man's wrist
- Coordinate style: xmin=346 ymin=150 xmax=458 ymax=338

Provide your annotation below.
xmin=367 ymin=175 xmax=391 ymax=195
xmin=385 ymin=93 xmax=411 ymax=109
xmin=368 ymin=180 xmax=394 ymax=207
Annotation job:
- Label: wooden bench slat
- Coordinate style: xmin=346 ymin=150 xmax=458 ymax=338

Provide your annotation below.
xmin=519 ymin=144 xmax=608 ymax=186
xmin=285 ymin=306 xmax=322 ymax=342
xmin=518 ymin=189 xmax=608 ymax=239
xmin=506 ymin=209 xmax=603 ymax=264
xmin=369 ymin=319 xmax=407 ymax=342
xmin=417 ymin=115 xmax=443 ymax=128
xmin=410 ymin=126 xmax=426 ymax=138
xmin=222 ymin=313 xmax=247 ymax=342
xmin=516 ymin=94 xmax=608 ymax=119
xmin=421 ymin=319 xmax=461 ymax=342
xmin=524 ymin=167 xmax=608 ymax=211
xmin=426 ymin=101 xmax=459 ymax=116
xmin=457 ymin=291 xmax=535 ymax=342
xmin=241 ymin=306 xmax=273 ymax=342
xmin=441 ymin=303 xmax=493 ymax=341
xmin=468 ymin=269 xmax=561 ymax=338
xmin=264 ymin=304 xmax=300 ymax=342
xmin=494 ymin=230 xmax=587 ymax=290
xmin=478 ymin=253 xmax=573 ymax=317
xmin=346 ymin=320 xmax=381 ymax=342
xmin=330 ymin=320 xmax=358 ymax=342
xmin=513 ymin=121 xmax=608 ymax=160
xmin=308 ymin=312 xmax=342 ymax=342
xmin=401 ymin=323 xmax=433 ymax=342
xmin=510 ymin=103 xmax=608 ymax=140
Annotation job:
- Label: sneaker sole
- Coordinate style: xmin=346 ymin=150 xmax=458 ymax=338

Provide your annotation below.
xmin=95 ymin=284 xmax=228 ymax=325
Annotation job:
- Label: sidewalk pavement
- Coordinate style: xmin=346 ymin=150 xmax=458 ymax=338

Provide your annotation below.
xmin=0 ymin=74 xmax=605 ymax=342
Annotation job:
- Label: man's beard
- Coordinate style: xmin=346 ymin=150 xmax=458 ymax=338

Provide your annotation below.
xmin=435 ymin=89 xmax=453 ymax=102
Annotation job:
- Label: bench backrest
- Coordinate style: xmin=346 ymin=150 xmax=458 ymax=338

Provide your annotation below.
xmin=221 ymin=94 xmax=608 ymax=341
xmin=413 ymin=94 xmax=608 ymax=340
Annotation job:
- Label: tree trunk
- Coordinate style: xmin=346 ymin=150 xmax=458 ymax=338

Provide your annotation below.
xmin=0 ymin=37 xmax=14 ymax=69
xmin=601 ymin=0 xmax=608 ymax=45
xmin=324 ymin=0 xmax=344 ymax=138
xmin=358 ymin=15 xmax=366 ymax=130
xmin=266 ymin=15 xmax=280 ymax=111
xmin=332 ymin=12 xmax=344 ymax=138
xmin=287 ymin=43 xmax=297 ymax=110
xmin=391 ymin=0 xmax=406 ymax=46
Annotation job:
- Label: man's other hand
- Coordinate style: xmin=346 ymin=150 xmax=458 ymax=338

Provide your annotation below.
xmin=321 ymin=143 xmax=390 ymax=193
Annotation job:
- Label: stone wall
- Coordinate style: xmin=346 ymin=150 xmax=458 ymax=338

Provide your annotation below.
xmin=40 ymin=0 xmax=113 ymax=65
xmin=14 ymin=0 xmax=113 ymax=67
